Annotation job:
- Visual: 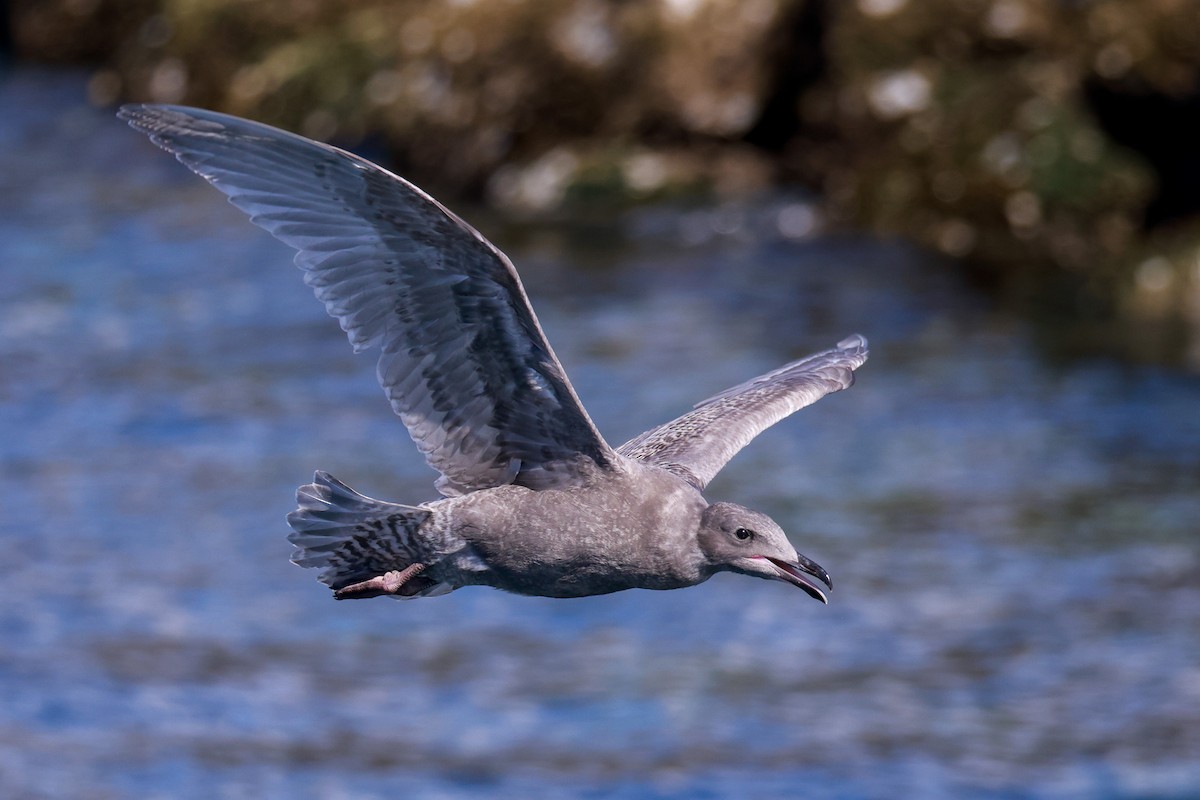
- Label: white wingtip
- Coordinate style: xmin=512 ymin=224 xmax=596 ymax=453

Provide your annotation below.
xmin=837 ymin=333 xmax=868 ymax=350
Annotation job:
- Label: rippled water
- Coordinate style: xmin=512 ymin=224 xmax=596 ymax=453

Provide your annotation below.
xmin=2 ymin=69 xmax=1199 ymax=800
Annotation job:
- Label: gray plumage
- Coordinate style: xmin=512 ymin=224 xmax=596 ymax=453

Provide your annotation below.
xmin=121 ymin=104 xmax=868 ymax=604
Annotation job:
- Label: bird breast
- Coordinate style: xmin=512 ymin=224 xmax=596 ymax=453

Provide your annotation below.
xmin=447 ymin=466 xmax=710 ymax=597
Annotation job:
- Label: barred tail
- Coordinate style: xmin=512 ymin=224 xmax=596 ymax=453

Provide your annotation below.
xmin=286 ymin=471 xmax=442 ymax=595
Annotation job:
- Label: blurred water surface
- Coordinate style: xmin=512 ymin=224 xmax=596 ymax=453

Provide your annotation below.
xmin=2 ymin=69 xmax=1199 ymax=800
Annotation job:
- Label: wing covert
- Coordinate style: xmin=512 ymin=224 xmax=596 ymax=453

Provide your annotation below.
xmin=121 ymin=104 xmax=614 ymax=495
xmin=618 ymin=335 xmax=868 ymax=489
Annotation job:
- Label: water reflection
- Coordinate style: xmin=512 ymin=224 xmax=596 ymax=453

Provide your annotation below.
xmin=1 ymin=69 xmax=1198 ymax=799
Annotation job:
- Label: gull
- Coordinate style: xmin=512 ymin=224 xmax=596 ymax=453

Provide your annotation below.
xmin=121 ymin=105 xmax=868 ymax=603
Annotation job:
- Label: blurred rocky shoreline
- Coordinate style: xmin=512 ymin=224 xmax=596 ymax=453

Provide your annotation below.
xmin=11 ymin=0 xmax=1200 ymax=365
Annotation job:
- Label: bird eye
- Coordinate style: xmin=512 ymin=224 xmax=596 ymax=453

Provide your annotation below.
xmin=734 ymin=527 xmax=754 ymax=541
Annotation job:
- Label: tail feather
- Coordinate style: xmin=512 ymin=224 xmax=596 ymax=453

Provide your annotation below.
xmin=286 ymin=471 xmax=443 ymax=595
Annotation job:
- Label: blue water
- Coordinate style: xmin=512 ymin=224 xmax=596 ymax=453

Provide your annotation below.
xmin=2 ymin=68 xmax=1199 ymax=799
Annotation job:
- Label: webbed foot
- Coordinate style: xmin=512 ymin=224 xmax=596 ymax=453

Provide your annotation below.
xmin=334 ymin=563 xmax=427 ymax=600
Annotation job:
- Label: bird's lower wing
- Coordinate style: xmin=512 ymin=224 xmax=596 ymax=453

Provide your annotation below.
xmin=617 ymin=335 xmax=868 ymax=489
xmin=121 ymin=104 xmax=614 ymax=495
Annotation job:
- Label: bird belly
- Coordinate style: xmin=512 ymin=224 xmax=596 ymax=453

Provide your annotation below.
xmin=448 ymin=478 xmax=708 ymax=598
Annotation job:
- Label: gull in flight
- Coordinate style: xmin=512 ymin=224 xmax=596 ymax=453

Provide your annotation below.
xmin=121 ymin=105 xmax=868 ymax=603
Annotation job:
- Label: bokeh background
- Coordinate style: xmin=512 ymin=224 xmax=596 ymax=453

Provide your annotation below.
xmin=2 ymin=1 xmax=1199 ymax=798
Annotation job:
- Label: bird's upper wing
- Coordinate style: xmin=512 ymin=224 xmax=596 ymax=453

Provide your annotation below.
xmin=121 ymin=104 xmax=615 ymax=495
xmin=617 ymin=335 xmax=868 ymax=490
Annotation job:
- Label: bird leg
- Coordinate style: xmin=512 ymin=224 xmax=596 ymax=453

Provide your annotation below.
xmin=335 ymin=563 xmax=426 ymax=600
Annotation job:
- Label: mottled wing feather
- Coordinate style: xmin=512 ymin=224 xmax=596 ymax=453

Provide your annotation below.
xmin=618 ymin=335 xmax=868 ymax=489
xmin=121 ymin=104 xmax=613 ymax=495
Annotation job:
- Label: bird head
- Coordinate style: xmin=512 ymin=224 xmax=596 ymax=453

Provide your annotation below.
xmin=697 ymin=502 xmax=832 ymax=603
